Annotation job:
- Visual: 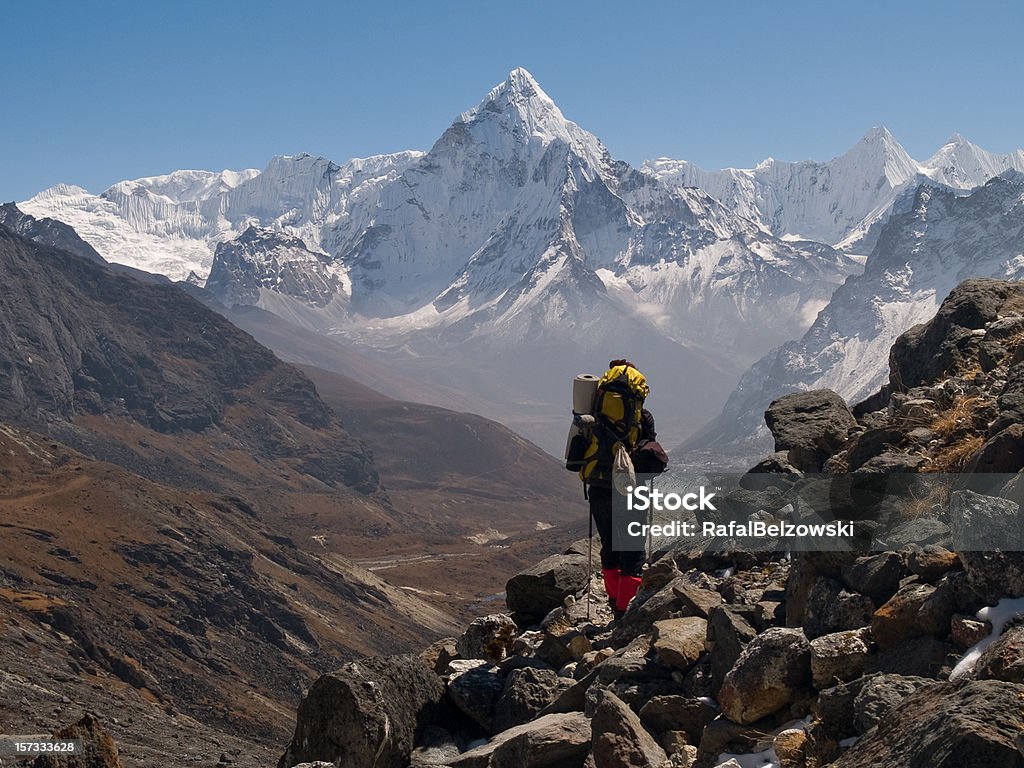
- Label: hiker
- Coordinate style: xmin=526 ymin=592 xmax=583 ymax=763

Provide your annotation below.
xmin=577 ymin=360 xmax=667 ymax=615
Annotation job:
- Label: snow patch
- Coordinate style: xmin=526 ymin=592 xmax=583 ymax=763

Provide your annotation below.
xmin=950 ymin=596 xmax=1024 ymax=680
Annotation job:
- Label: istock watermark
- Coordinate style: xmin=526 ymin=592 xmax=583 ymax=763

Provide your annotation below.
xmin=611 ymin=472 xmax=1024 ymax=553
xmin=625 ymin=484 xmax=717 ymax=512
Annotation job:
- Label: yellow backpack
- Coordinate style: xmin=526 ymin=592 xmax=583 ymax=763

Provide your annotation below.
xmin=580 ymin=364 xmax=649 ymax=487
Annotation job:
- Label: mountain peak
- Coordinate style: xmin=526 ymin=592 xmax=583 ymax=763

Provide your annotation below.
xmin=861 ymin=125 xmax=896 ymax=143
xmin=458 ymin=67 xmax=569 ymax=138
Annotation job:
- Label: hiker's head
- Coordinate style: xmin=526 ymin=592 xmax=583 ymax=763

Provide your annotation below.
xmin=609 ymin=359 xmax=634 ymax=370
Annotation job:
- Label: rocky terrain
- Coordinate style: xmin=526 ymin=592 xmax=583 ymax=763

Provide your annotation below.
xmin=0 ymin=218 xmax=582 ymax=766
xmin=266 ymin=278 xmax=1024 ymax=768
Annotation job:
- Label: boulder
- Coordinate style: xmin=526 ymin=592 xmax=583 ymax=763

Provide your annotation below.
xmin=959 ymin=551 xmax=1024 ymax=604
xmin=671 ymin=583 xmax=724 ymax=619
xmin=493 ymin=666 xmax=561 ymax=732
xmin=764 ymin=390 xmax=857 ymax=472
xmin=457 ymin=615 xmax=518 ymax=663
xmin=976 ymin=625 xmax=1024 ymax=684
xmin=803 ymin=577 xmax=875 ymax=639
xmin=889 ymin=278 xmax=1021 ymax=392
xmin=907 ymin=545 xmax=961 ymax=582
xmin=707 ymin=605 xmax=757 ymax=697
xmin=852 ymin=673 xmax=934 ymax=734
xmin=845 ymin=426 xmax=905 ymax=471
xmin=586 ymin=657 xmax=677 ymax=715
xmin=32 ymin=714 xmax=122 ymax=768
xmin=837 ymin=680 xmax=1024 ymax=767
xmin=871 ymin=582 xmax=954 ymax=651
xmin=950 ymin=490 xmax=1023 ymax=551
xmin=449 ymin=665 xmax=505 ymax=732
xmin=592 ymin=691 xmax=668 ymax=768
xmin=810 ymin=629 xmax=871 ymax=688
xmin=718 ymin=627 xmax=812 ymax=724
xmin=951 ymin=614 xmax=991 ymax=649
xmin=652 ymin=617 xmax=707 ymax=671
xmin=506 ymin=553 xmax=590 ymax=625
xmin=774 ymin=727 xmax=808 ymax=768
xmin=967 ymin=424 xmax=1024 ymax=474
xmin=642 ymin=557 xmax=682 ymax=592
xmin=840 ymin=551 xmax=907 ymax=604
xmin=449 ymin=713 xmax=591 ymax=768
xmin=638 ymin=696 xmax=717 ymax=745
xmin=409 ymin=726 xmax=464 ymax=767
xmin=279 ymin=655 xmax=445 ymax=768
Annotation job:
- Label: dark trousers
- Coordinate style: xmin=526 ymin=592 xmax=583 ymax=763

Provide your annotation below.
xmin=588 ymin=485 xmax=644 ymax=577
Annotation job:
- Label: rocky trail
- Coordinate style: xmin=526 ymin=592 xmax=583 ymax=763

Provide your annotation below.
xmin=14 ymin=278 xmax=1024 ymax=768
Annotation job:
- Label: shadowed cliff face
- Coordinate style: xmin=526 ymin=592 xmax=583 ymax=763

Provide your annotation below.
xmin=0 ymin=223 xmax=378 ymax=492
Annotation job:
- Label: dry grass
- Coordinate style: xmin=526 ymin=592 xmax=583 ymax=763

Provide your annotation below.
xmin=897 ymin=483 xmax=951 ymax=519
xmin=930 ymin=395 xmax=981 ymax=440
xmin=925 ymin=434 xmax=986 ymax=473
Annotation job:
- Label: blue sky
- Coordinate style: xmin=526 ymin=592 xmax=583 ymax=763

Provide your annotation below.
xmin=3 ymin=1 xmax=1022 ymax=201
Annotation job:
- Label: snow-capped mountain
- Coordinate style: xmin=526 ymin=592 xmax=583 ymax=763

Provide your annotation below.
xmin=692 ymin=171 xmax=1024 ymax=452
xmin=919 ymin=133 xmax=1024 ymax=188
xmin=21 ymin=152 xmax=422 ymax=280
xmin=644 ymin=128 xmax=1024 ymax=254
xmin=23 ymin=68 xmax=862 ymax=451
xmin=204 ymin=69 xmax=857 ymax=359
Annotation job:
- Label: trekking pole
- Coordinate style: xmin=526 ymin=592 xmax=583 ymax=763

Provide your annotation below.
xmin=586 ymin=506 xmax=594 ymax=621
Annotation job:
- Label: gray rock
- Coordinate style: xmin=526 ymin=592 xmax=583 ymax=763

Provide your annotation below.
xmin=881 ymin=518 xmax=951 ymax=549
xmin=841 ymin=551 xmax=907 ymax=604
xmin=803 ymin=577 xmax=875 ymax=639
xmin=845 ymin=426 xmax=906 ymax=471
xmin=707 ymin=605 xmax=757 ymax=697
xmin=638 ymin=696 xmax=717 ymax=745
xmin=810 ymin=629 xmax=871 ymax=688
xmin=592 ymin=691 xmax=668 ymax=768
xmin=493 ymin=666 xmax=560 ymax=732
xmin=458 ymin=615 xmax=518 ymax=663
xmin=950 ymin=490 xmax=1024 ymax=551
xmin=671 ymin=583 xmax=724 ymax=619
xmin=449 ymin=712 xmax=591 ymax=768
xmin=506 ymin=554 xmax=590 ymax=625
xmin=995 ymin=350 xmax=1024 ymax=432
xmin=852 ymin=673 xmax=934 ymax=734
xmin=718 ymin=627 xmax=812 ymax=724
xmin=652 ymin=617 xmax=707 ymax=672
xmin=764 ymin=390 xmax=857 ymax=473
xmin=890 ymin=278 xmax=1021 ymax=392
xmin=960 ymin=551 xmax=1024 ymax=604
xmin=856 ymin=452 xmax=926 ymax=473
xmin=839 ymin=680 xmax=1024 ymax=767
xmin=410 ymin=726 xmax=465 ymax=767
xmin=449 ymin=665 xmax=505 ymax=732
xmin=279 ymin=655 xmax=444 ymax=768
xmin=864 ymin=635 xmax=956 ymax=678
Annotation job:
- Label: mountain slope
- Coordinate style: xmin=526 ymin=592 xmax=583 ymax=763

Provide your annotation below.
xmin=0 ymin=222 xmax=462 ymax=760
xmin=691 ymin=173 xmax=1024 ymax=454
